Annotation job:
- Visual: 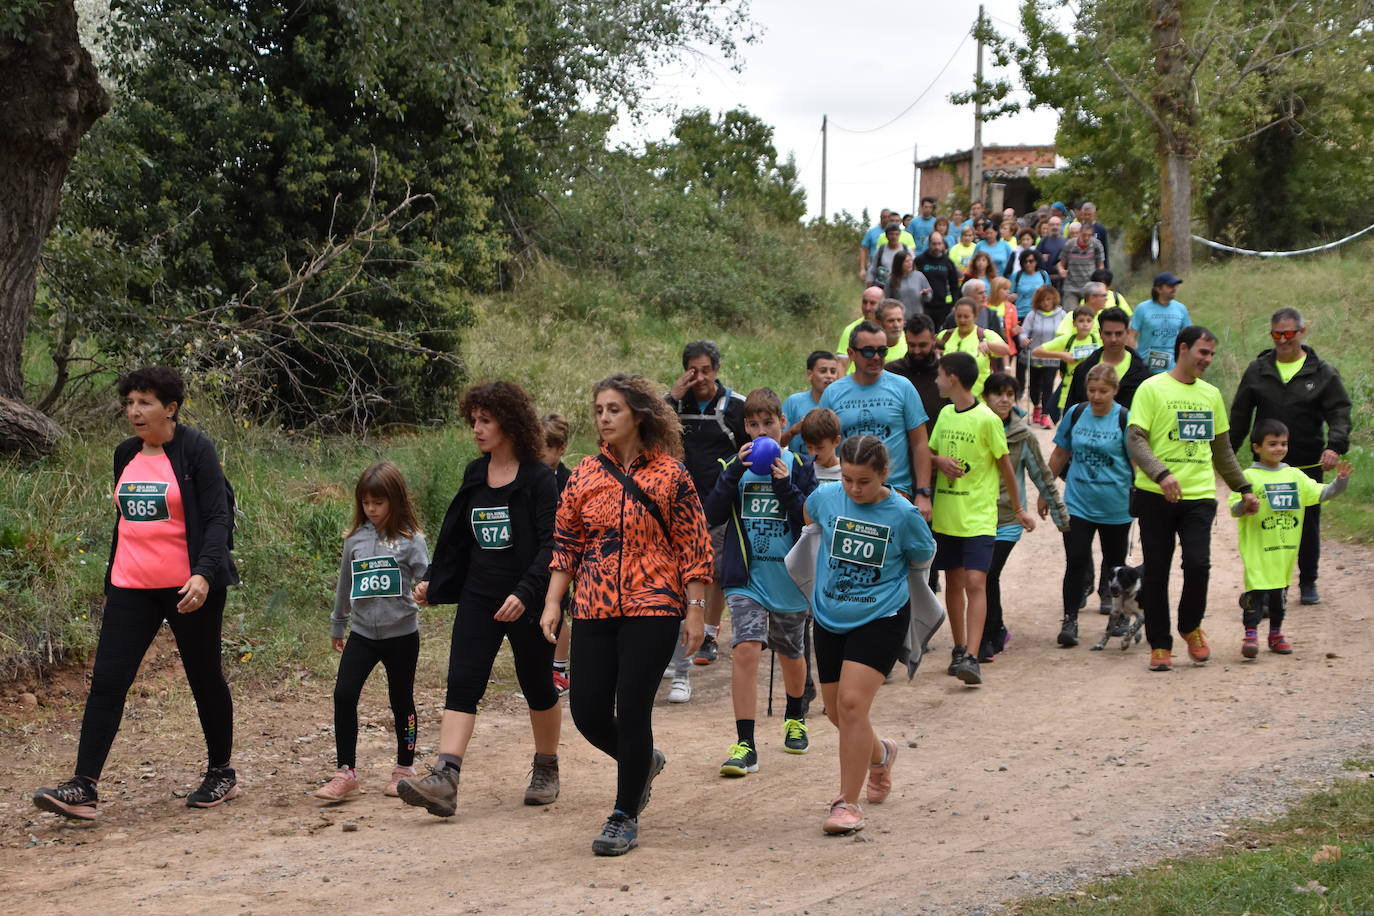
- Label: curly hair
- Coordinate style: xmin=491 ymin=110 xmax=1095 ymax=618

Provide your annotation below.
xmin=118 ymin=367 xmax=186 ymax=419
xmin=592 ymin=374 xmax=683 ymax=459
xmin=1031 ymin=284 xmax=1061 ymax=313
xmin=458 ymin=381 xmax=544 ymax=464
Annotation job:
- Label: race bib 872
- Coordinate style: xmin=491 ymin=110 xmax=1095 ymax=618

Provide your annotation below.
xmin=350 ymin=556 xmax=402 ymax=599
xmin=118 ymin=482 xmax=170 ymax=522
xmin=830 ymin=516 xmax=890 ymax=569
xmin=741 ymin=481 xmax=783 ymax=520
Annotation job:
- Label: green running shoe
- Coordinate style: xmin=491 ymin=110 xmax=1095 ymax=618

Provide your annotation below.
xmin=719 ymin=741 xmax=759 ymax=777
xmin=782 ymin=718 xmax=809 ymax=755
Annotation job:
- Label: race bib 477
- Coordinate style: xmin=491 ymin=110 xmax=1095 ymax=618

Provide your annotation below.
xmin=1264 ymin=481 xmax=1300 ymax=511
xmin=118 ymin=482 xmax=170 ymax=522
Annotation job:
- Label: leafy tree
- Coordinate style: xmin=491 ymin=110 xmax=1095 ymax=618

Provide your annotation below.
xmin=0 ymin=0 xmax=109 ymax=456
xmin=966 ymin=0 xmax=1374 ymax=268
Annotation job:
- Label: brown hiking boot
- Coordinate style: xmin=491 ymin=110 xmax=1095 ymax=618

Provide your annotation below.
xmin=523 ymin=753 xmax=560 ymax=806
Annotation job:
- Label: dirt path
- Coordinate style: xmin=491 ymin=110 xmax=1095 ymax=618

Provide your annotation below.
xmin=4 ymin=433 xmax=1373 ymax=915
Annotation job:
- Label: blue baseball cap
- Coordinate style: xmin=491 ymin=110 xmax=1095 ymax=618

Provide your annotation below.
xmin=1051 ymin=201 xmax=1068 ymax=213
xmin=1153 ymin=272 xmax=1184 ymax=286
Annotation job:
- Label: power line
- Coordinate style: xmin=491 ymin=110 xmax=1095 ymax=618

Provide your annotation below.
xmin=830 ymin=27 xmax=973 ymax=134
xmin=797 ymin=124 xmax=824 ymax=176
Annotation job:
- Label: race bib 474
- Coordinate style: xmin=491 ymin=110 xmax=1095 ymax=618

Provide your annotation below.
xmin=1176 ymin=410 xmax=1214 ymax=441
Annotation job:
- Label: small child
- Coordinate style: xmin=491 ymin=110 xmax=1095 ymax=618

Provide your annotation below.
xmin=800 ymin=407 xmax=843 ymax=482
xmin=541 ymin=413 xmax=573 ymax=695
xmin=316 ymin=461 xmax=429 ymax=802
xmin=782 ymin=351 xmax=841 ymax=453
xmin=1231 ymin=419 xmax=1352 ymax=658
xmin=703 ymin=388 xmax=819 ymax=776
xmin=1020 ymin=285 xmax=1067 ymax=428
xmin=929 ymin=353 xmax=1032 ymax=686
xmin=1032 ymin=305 xmax=1101 ymax=424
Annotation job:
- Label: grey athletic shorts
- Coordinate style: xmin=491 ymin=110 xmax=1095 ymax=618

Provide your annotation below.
xmin=726 ymin=593 xmax=808 ymax=658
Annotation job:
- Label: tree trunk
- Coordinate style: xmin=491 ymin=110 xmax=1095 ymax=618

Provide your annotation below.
xmin=1150 ymin=0 xmax=1194 ymax=274
xmin=0 ymin=0 xmax=110 ymax=454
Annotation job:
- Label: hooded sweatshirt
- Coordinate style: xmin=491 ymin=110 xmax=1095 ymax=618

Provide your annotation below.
xmin=332 ymin=521 xmax=429 ymax=640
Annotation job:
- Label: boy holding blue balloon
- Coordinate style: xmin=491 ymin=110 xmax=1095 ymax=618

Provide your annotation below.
xmin=704 ymin=389 xmax=820 ymax=776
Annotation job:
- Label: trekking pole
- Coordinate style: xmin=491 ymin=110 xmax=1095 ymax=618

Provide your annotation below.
xmin=767 ymin=648 xmax=776 ymax=717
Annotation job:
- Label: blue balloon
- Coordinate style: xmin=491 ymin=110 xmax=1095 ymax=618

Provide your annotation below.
xmin=747 ymin=436 xmax=781 ymax=472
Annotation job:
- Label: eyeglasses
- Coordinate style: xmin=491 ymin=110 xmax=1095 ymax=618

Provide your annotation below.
xmin=853 ymin=345 xmax=890 ymax=359
xmin=1270 ymin=329 xmax=1300 ymax=341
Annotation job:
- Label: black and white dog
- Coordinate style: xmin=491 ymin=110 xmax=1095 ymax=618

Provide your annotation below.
xmin=1092 ymin=564 xmax=1145 ymax=651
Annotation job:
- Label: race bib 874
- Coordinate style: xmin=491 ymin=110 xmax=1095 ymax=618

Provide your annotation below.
xmin=471 ymin=507 xmax=513 ymax=550
xmin=118 ymin=482 xmax=170 ymax=522
xmin=1176 ymin=410 xmax=1214 ymax=441
xmin=350 ymin=556 xmax=402 ymax=599
xmin=830 ymin=516 xmax=890 ymax=569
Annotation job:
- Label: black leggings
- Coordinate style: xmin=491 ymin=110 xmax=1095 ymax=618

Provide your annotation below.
xmin=76 ymin=586 xmax=233 ymax=781
xmin=1242 ymin=588 xmax=1287 ymax=632
xmin=1061 ymin=516 xmax=1131 ymax=617
xmin=334 ymin=631 xmax=419 ymax=768
xmin=981 ymin=539 xmax=1017 ymax=648
xmin=569 ymin=616 xmax=680 ymax=815
xmin=1014 ymin=349 xmax=1029 ymax=395
xmin=445 ymin=590 xmax=558 ymax=714
xmin=1028 ymin=366 xmax=1058 ymax=410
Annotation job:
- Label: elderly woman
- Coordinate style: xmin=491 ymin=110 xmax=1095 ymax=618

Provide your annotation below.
xmin=541 ymin=374 xmax=712 ymax=857
xmin=34 ymin=367 xmax=239 ymax=820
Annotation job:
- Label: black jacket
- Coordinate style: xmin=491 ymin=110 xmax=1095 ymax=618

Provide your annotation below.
xmin=108 ymin=424 xmax=239 ymax=592
xmin=665 ymin=381 xmax=748 ymax=502
xmin=702 ymin=449 xmax=818 ymax=590
xmin=1228 ymin=345 xmax=1351 ymax=465
xmin=1064 ymin=345 xmax=1153 ymax=410
xmin=425 ymin=456 xmax=557 ymax=611
xmin=885 ymin=353 xmax=946 ymax=435
xmin=913 ymin=251 xmax=961 ymax=309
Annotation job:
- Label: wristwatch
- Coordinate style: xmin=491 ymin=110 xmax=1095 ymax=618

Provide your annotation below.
xmin=913 ymin=487 xmax=933 ymax=498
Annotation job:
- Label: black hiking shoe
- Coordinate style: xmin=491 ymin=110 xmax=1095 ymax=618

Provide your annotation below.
xmin=952 ymin=653 xmax=983 ymax=685
xmin=33 ymin=776 xmax=98 ymax=821
xmin=1058 ymin=615 xmax=1079 ymax=648
xmin=947 ymin=645 xmax=966 ymax=676
xmin=636 ymin=749 xmax=666 ymax=816
xmin=186 ymin=766 xmax=240 ymax=808
xmin=591 ymin=811 xmax=639 ymax=856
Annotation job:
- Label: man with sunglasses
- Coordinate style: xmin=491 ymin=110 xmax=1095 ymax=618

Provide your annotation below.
xmin=1228 ymin=307 xmax=1351 ymax=606
xmin=819 ymin=322 xmax=933 ymax=518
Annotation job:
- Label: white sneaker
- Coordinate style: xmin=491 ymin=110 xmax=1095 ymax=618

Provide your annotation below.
xmin=667 ymin=677 xmax=692 ymax=703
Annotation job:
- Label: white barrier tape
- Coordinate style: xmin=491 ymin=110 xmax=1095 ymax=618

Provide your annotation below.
xmin=1191 ymin=222 xmax=1374 ymax=257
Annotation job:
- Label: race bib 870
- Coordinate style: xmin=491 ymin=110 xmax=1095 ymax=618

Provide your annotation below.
xmin=350 ymin=556 xmax=402 ymax=599
xmin=830 ymin=516 xmax=890 ymax=569
xmin=118 ymin=482 xmax=170 ymax=522
xmin=1264 ymin=481 xmax=1300 ymax=511
xmin=1175 ymin=410 xmax=1214 ymax=441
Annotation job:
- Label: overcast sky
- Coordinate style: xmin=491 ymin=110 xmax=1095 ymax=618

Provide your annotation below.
xmin=610 ymin=0 xmax=1059 ymax=222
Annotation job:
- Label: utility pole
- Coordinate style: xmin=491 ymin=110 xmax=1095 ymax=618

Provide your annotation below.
xmin=820 ymin=114 xmax=828 ymax=222
xmin=971 ymin=5 xmax=984 ymax=210
xmin=911 ymin=144 xmax=919 ymax=215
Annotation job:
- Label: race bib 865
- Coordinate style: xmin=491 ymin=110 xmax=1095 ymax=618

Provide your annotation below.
xmin=118 ymin=482 xmax=170 ymax=522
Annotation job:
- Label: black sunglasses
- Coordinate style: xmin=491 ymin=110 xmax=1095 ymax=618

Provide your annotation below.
xmin=853 ymin=345 xmax=890 ymax=359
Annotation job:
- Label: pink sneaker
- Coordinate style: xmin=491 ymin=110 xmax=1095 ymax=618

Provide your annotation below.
xmin=386 ymin=765 xmax=417 ymax=797
xmin=313 ymin=768 xmax=360 ymax=801
xmin=866 ymin=737 xmax=898 ymax=804
xmin=1038 ymin=414 xmax=1054 ymax=429
xmin=823 ymin=797 xmax=865 ymax=834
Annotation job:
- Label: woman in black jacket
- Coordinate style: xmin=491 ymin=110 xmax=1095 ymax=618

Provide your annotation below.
xmin=33 ymin=367 xmax=239 ymax=821
xmin=396 ymin=381 xmax=562 ymax=818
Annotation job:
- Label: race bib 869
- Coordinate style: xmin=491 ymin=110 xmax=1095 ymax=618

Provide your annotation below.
xmin=350 ymin=556 xmax=401 ymax=599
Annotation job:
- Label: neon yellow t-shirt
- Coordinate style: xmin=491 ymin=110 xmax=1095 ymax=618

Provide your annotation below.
xmin=1129 ymin=373 xmax=1231 ymax=500
xmin=949 ymin=242 xmax=977 ymax=271
xmin=1276 ymin=353 xmax=1306 ymax=383
xmin=1096 ymin=350 xmax=1133 ymax=384
xmin=939 ymin=327 xmax=1005 ymax=397
xmin=1057 ymin=301 xmax=1131 ymax=337
xmin=1229 ymin=464 xmax=1325 ymax=589
xmin=1043 ymin=330 xmax=1101 ymax=406
xmin=929 ymin=402 xmax=1008 ymax=538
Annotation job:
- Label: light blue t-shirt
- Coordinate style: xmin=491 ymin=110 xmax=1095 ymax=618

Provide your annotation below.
xmin=805 ymin=483 xmax=935 ymax=633
xmin=860 ymin=224 xmax=885 ymax=255
xmin=975 ymin=239 xmax=1015 ymax=275
xmin=1130 ymin=300 xmax=1192 ymax=374
xmin=1053 ymin=402 xmax=1133 ymax=525
xmin=909 ymin=216 xmax=936 ymax=254
xmin=819 ymin=371 xmax=928 ymax=495
xmin=1010 ymin=269 xmax=1050 ymax=320
xmin=726 ymin=462 xmax=811 ymax=613
xmin=783 ymin=390 xmax=820 ymax=454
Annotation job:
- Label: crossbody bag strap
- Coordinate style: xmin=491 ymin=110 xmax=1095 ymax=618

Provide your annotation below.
xmin=597 ymin=454 xmax=672 ymax=544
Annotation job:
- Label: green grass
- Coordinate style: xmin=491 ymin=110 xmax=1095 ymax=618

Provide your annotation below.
xmin=1013 ymin=764 xmax=1374 ymax=915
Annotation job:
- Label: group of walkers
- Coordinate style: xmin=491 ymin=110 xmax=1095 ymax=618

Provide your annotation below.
xmin=29 ymin=198 xmax=1354 ymax=852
